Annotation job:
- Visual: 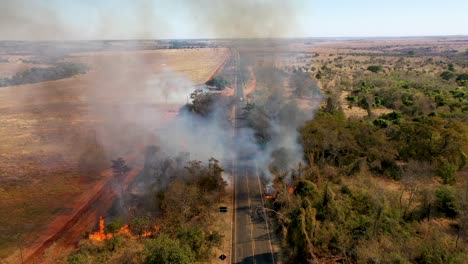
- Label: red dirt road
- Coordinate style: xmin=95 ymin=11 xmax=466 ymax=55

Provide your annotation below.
xmin=5 ymin=49 xmax=233 ymax=264
xmin=21 ymin=149 xmax=144 ymax=264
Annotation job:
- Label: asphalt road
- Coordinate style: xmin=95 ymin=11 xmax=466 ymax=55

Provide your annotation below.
xmin=231 ymin=49 xmax=276 ymax=264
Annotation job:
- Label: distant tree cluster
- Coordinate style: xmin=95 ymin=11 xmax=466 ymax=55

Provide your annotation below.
xmin=0 ymin=62 xmax=88 ymax=87
xmin=205 ymin=76 xmax=229 ymax=90
xmin=168 ymin=40 xmax=208 ymax=49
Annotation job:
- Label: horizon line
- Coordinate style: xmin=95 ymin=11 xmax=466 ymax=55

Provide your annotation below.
xmin=1 ymin=34 xmax=468 ymax=42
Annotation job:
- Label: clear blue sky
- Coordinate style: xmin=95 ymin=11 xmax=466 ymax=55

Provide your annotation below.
xmin=1 ymin=0 xmax=467 ymax=40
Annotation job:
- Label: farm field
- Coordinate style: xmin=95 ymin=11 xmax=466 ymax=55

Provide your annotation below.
xmin=0 ymin=47 xmax=228 ymax=261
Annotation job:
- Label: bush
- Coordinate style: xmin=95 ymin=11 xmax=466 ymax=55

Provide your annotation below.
xmin=367 ymin=65 xmax=382 ymax=73
xmin=372 ymin=119 xmax=388 ymax=128
xmin=436 ymin=162 xmax=457 ymax=184
xmin=294 ymin=180 xmax=319 ymax=198
xmin=435 ymin=186 xmax=460 ymax=218
xmin=440 ymin=71 xmax=455 ymax=81
xmin=455 ymin=73 xmax=468 ymax=86
xmin=144 ymin=235 xmax=195 ymax=264
xmin=205 ymin=76 xmax=228 ymax=90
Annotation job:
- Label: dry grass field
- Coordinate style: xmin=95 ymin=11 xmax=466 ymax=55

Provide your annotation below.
xmin=292 ymin=38 xmax=468 ymax=118
xmin=0 ymin=47 xmax=228 ymax=261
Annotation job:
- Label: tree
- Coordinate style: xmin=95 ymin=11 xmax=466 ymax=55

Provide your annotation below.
xmin=323 ymin=96 xmax=342 ymax=115
xmin=130 ymin=217 xmax=151 ymax=238
xmin=315 ymin=71 xmax=322 ymax=79
xmin=176 ymin=226 xmax=223 ymax=260
xmin=436 ymin=161 xmax=457 ymax=184
xmin=285 ymin=199 xmax=318 ymax=263
xmin=367 ymin=65 xmax=382 ymax=73
xmin=205 ymin=76 xmax=229 ymax=90
xmin=111 ymin=157 xmax=131 ymax=181
xmin=435 ymin=186 xmax=460 ymax=218
xmin=440 ymin=71 xmax=455 ymax=81
xmin=456 ymin=73 xmax=468 ymax=86
xmin=448 ymin=63 xmax=455 ymax=72
xmin=144 ymin=235 xmax=195 ymax=264
xmin=111 ymin=158 xmax=131 ymax=213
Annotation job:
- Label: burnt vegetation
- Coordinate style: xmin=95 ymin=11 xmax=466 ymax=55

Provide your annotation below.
xmin=68 ymin=150 xmax=227 ymax=264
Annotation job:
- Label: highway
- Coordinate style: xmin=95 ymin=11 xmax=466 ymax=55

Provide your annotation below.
xmin=231 ymin=49 xmax=276 ymax=264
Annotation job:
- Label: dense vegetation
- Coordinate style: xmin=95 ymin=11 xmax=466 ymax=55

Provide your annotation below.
xmin=67 ymin=150 xmax=227 ymax=264
xmin=267 ymin=48 xmax=468 ymax=263
xmin=64 ymin=42 xmax=467 ymax=263
xmin=0 ymin=62 xmax=88 ymax=87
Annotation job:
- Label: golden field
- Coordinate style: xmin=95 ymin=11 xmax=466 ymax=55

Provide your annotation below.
xmin=0 ymin=47 xmax=228 ymax=261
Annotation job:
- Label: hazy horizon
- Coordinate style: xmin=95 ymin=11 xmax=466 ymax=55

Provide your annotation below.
xmin=1 ymin=35 xmax=468 ymax=42
xmin=1 ymin=0 xmax=467 ymax=41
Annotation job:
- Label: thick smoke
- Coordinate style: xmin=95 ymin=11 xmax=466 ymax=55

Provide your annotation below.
xmin=0 ymin=0 xmax=319 ymax=179
xmin=181 ymin=0 xmax=304 ymax=39
xmin=0 ymin=0 xmax=307 ymax=40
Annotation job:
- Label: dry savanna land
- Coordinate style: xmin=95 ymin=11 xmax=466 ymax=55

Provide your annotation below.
xmin=0 ymin=46 xmax=228 ymax=261
xmin=0 ymin=36 xmax=467 ymax=263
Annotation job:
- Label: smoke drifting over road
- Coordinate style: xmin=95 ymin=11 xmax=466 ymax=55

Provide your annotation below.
xmin=0 ymin=0 xmax=319 ymax=179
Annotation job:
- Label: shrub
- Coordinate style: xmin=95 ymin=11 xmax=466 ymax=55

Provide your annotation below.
xmin=367 ymin=65 xmax=382 ymax=73
xmin=455 ymin=73 xmax=468 ymax=86
xmin=372 ymin=119 xmax=388 ymax=128
xmin=144 ymin=235 xmax=195 ymax=264
xmin=435 ymin=186 xmax=460 ymax=218
xmin=436 ymin=162 xmax=457 ymax=184
xmin=294 ymin=180 xmax=319 ymax=198
xmin=205 ymin=76 xmax=229 ymax=89
xmin=440 ymin=71 xmax=455 ymax=81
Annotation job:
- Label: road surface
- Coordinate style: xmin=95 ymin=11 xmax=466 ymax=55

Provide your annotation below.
xmin=231 ymin=49 xmax=276 ymax=264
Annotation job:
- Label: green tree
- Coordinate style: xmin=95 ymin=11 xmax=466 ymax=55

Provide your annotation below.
xmin=367 ymin=65 xmax=382 ymax=73
xmin=206 ymin=76 xmax=229 ymax=90
xmin=144 ymin=235 xmax=195 ymax=264
xmin=456 ymin=73 xmax=468 ymax=86
xmin=435 ymin=186 xmax=460 ymax=218
xmin=440 ymin=71 xmax=455 ymax=81
xmin=436 ymin=161 xmax=457 ymax=184
xmin=448 ymin=63 xmax=455 ymax=72
xmin=130 ymin=217 xmax=151 ymax=238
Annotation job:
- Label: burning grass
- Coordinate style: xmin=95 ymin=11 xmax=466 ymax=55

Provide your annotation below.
xmin=88 ymin=217 xmax=159 ymax=241
xmin=0 ymin=47 xmax=228 ymax=262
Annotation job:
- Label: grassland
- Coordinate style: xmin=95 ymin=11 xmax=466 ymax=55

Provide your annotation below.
xmin=0 ymin=47 xmax=228 ymax=262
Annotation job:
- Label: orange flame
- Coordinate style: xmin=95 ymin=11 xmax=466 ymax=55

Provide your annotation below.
xmin=89 ymin=217 xmax=159 ymax=241
xmin=88 ymin=216 xmax=112 ymax=241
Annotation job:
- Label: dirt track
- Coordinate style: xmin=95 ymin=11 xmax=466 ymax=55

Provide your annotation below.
xmin=22 ymin=149 xmax=144 ymax=264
